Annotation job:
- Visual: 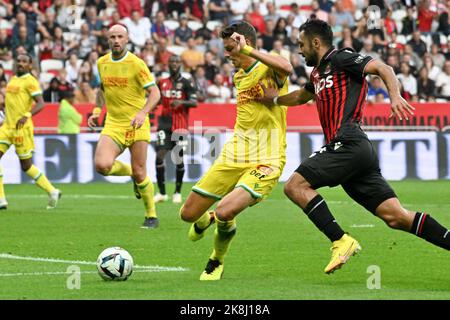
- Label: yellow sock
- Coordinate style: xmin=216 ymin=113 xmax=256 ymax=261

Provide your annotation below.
xmin=136 ymin=176 xmax=156 ymax=218
xmin=0 ymin=166 xmax=5 ymax=199
xmin=211 ymin=212 xmax=236 ymax=263
xmin=107 ymin=161 xmax=132 ymax=176
xmin=196 ymin=211 xmax=212 ymax=229
xmin=26 ymin=165 xmax=55 ymax=193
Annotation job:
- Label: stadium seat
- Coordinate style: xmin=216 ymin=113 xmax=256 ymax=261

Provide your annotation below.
xmin=163 ymin=20 xmax=179 ymax=31
xmin=206 ymin=20 xmax=223 ymax=31
xmin=39 ymin=72 xmax=54 ymax=86
xmin=41 ymin=59 xmax=64 ymax=73
xmin=187 ymin=20 xmax=202 ymax=31
xmin=167 ymin=45 xmax=186 ymax=55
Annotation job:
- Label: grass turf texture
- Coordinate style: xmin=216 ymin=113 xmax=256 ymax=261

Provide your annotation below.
xmin=0 ymin=181 xmax=448 ymax=300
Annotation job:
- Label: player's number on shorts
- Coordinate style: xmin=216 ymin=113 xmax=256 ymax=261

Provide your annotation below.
xmin=158 ymin=130 xmax=166 ymax=145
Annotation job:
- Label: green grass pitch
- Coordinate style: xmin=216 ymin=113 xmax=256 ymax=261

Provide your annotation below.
xmin=0 ymin=181 xmax=448 ymax=300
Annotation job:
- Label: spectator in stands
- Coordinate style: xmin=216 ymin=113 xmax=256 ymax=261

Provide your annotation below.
xmin=77 ymin=24 xmax=97 ymax=59
xmin=206 ymin=74 xmax=231 ymax=103
xmin=74 ymin=81 xmax=96 ymax=104
xmin=0 ymin=29 xmax=11 ymax=61
xmin=430 ymin=43 xmax=445 ymax=69
xmin=397 ymin=62 xmax=418 ymax=101
xmin=155 ymin=37 xmax=173 ymax=72
xmin=65 ymin=53 xmax=80 ymax=86
xmin=96 ymin=22 xmax=110 ymax=55
xmin=221 ymin=62 xmax=233 ymax=89
xmin=43 ymin=78 xmax=61 ymax=102
xmin=271 ymin=39 xmax=290 ymax=61
xmin=417 ymin=66 xmax=436 ymax=102
xmin=207 ymin=26 xmax=224 ymax=59
xmin=152 ymin=11 xmax=171 ymax=45
xmin=435 ymin=60 xmax=450 ymax=101
xmin=417 ymin=0 xmax=438 ymax=34
xmin=85 ymin=0 xmax=107 ymax=17
xmin=117 ymin=0 xmax=143 ymax=18
xmin=58 ymin=90 xmax=82 ymax=134
xmin=168 ymin=0 xmax=185 ymax=19
xmin=11 ymin=26 xmax=35 ymax=57
xmin=384 ymin=8 xmax=398 ymax=35
xmin=185 ymin=0 xmax=207 ymax=22
xmin=0 ymin=64 xmax=7 ymax=84
xmin=174 ymin=14 xmax=193 ymax=46
xmin=401 ymin=6 xmax=416 ymax=36
xmin=78 ymin=60 xmax=98 ymax=89
xmin=284 ymin=27 xmax=299 ymax=52
xmin=404 ymin=44 xmax=423 ymax=70
xmin=407 ymin=30 xmax=428 ymax=57
xmin=52 ymin=0 xmax=70 ymax=29
xmin=265 ymin=1 xmax=279 ymax=23
xmin=193 ymin=65 xmax=208 ymax=102
xmin=386 ymin=54 xmax=400 ymax=73
xmin=289 ymin=53 xmax=308 ymax=87
xmin=360 ymin=37 xmax=381 ymax=60
xmin=290 ymin=3 xmax=307 ymax=29
xmin=332 ymin=0 xmax=355 ymax=28
xmin=368 ymin=76 xmax=389 ymax=103
xmin=123 ymin=9 xmax=152 ymax=50
xmin=38 ymin=37 xmax=53 ymax=61
xmin=261 ymin=19 xmax=275 ymax=52
xmin=402 ymin=53 xmax=418 ymax=75
xmin=338 ymin=26 xmax=363 ymax=52
xmin=12 ymin=11 xmax=36 ymax=40
xmin=422 ymin=53 xmax=441 ymax=81
xmin=436 ymin=0 xmax=450 ymax=36
xmin=273 ymin=17 xmax=288 ymax=42
xmin=85 ymin=6 xmax=103 ymax=37
xmin=39 ymin=9 xmax=60 ymax=40
xmin=195 ymin=18 xmax=212 ymax=41
xmin=140 ymin=40 xmax=156 ymax=67
xmin=51 ymin=26 xmax=67 ymax=60
xmin=310 ymin=0 xmax=329 ymax=22
xmin=208 ymin=0 xmax=230 ymax=22
xmin=181 ymin=37 xmax=204 ymax=72
xmin=248 ymin=2 xmax=266 ymax=34
xmin=201 ymin=51 xmax=220 ymax=82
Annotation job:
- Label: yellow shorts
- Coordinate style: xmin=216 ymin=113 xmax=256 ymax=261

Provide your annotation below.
xmin=101 ymin=125 xmax=151 ymax=151
xmin=0 ymin=125 xmax=34 ymax=159
xmin=192 ymin=161 xmax=283 ymax=202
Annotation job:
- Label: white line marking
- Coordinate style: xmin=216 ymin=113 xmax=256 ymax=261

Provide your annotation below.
xmin=350 ymin=224 xmax=375 ymax=228
xmin=0 ymin=253 xmax=189 ymax=272
xmin=0 ymin=269 xmax=174 ymax=277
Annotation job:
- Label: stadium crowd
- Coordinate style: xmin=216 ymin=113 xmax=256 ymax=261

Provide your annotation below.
xmin=0 ymin=0 xmax=449 ymax=107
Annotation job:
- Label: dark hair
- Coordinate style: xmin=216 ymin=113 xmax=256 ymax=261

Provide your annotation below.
xmin=17 ymin=53 xmax=33 ymax=64
xmin=298 ymin=19 xmax=333 ymax=47
xmin=220 ymin=21 xmax=256 ymax=47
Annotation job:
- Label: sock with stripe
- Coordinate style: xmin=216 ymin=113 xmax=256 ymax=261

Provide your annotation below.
xmin=210 ymin=212 xmax=236 ymax=263
xmin=136 ymin=176 xmax=157 ymax=218
xmin=107 ymin=160 xmax=132 ymax=176
xmin=26 ymin=165 xmax=55 ymax=194
xmin=411 ymin=212 xmax=450 ymax=250
xmin=0 ymin=165 xmax=5 ymax=199
xmin=303 ymin=195 xmax=345 ymax=242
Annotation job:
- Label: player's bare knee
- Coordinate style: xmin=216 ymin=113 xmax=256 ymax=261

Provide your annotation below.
xmin=215 ymin=204 xmax=235 ymax=221
xmin=95 ymin=162 xmax=112 ymax=175
xmin=179 ymin=204 xmax=196 ymax=222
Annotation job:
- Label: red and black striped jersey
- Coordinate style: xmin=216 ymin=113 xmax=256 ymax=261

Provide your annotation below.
xmin=158 ymin=75 xmax=197 ymax=131
xmin=305 ymin=47 xmax=374 ymax=144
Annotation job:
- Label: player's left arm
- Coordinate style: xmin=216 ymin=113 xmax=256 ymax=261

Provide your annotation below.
xmin=230 ymin=32 xmax=293 ymax=82
xmin=17 ymin=88 xmax=45 ymax=130
xmin=364 ymin=59 xmax=415 ymax=120
xmin=171 ymin=80 xmax=198 ymax=109
xmin=131 ymin=85 xmax=161 ymax=129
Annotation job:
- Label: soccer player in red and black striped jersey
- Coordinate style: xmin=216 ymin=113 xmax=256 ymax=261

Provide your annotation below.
xmin=154 ymin=55 xmax=197 ymax=204
xmin=259 ymin=19 xmax=449 ymax=274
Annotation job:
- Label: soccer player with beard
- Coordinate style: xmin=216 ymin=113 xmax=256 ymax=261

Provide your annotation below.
xmin=258 ymin=19 xmax=449 ymax=274
xmin=153 ymin=55 xmax=197 ymax=204
xmin=0 ymin=54 xmax=61 ymax=210
xmin=88 ymin=24 xmax=161 ymax=229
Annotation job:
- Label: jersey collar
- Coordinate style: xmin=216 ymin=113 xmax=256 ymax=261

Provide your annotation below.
xmin=110 ymin=50 xmax=129 ymax=62
xmin=319 ymin=46 xmax=337 ymax=66
xmin=17 ymin=72 xmax=31 ymax=78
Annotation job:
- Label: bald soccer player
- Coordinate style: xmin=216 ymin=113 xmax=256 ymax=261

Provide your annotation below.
xmin=88 ymin=24 xmax=162 ymax=228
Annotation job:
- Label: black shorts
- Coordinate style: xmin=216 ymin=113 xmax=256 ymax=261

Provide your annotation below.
xmin=296 ymin=138 xmax=396 ymax=214
xmin=155 ymin=129 xmax=189 ymax=153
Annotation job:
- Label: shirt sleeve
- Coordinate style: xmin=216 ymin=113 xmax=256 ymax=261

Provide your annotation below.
xmin=137 ymin=59 xmax=156 ymax=89
xmin=28 ymin=78 xmax=43 ymax=97
xmin=332 ymin=49 xmax=373 ymax=78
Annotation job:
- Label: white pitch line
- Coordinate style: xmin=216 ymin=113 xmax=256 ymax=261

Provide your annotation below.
xmin=0 ymin=269 xmax=177 ymax=277
xmin=350 ymin=224 xmax=375 ymax=228
xmin=0 ymin=253 xmax=189 ymax=272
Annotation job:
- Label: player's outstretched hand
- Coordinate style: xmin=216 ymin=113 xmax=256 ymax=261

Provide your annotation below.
xmin=389 ymin=96 xmax=415 ymax=121
xmin=230 ymin=32 xmax=246 ymax=54
xmin=16 ymin=116 xmax=28 ymax=130
xmin=255 ymin=80 xmax=278 ymax=107
xmin=131 ymin=110 xmax=147 ymax=129
xmin=87 ymin=114 xmax=99 ymax=128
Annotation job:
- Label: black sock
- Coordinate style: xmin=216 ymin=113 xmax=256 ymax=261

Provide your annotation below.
xmin=175 ymin=164 xmax=185 ymax=193
xmin=411 ymin=212 xmax=450 ymax=250
xmin=156 ymin=164 xmax=166 ymax=195
xmin=303 ymin=195 xmax=345 ymax=242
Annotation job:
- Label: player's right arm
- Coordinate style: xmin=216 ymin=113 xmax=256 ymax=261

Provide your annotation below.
xmin=257 ymin=81 xmax=315 ymax=107
xmin=88 ymin=86 xmax=104 ymax=128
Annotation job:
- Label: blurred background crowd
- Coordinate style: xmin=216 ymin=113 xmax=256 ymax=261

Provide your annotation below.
xmin=0 ymin=0 xmax=449 ymax=106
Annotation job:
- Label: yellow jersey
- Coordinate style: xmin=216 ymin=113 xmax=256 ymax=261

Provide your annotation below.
xmin=4 ymin=73 xmax=42 ymax=129
xmin=220 ymin=58 xmax=288 ymax=167
xmin=97 ymin=51 xmax=156 ymax=129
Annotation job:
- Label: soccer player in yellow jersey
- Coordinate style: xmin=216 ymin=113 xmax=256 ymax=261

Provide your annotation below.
xmin=180 ymin=21 xmax=293 ymax=280
xmin=0 ymin=54 xmax=61 ymax=210
xmin=87 ymin=25 xmax=161 ymax=229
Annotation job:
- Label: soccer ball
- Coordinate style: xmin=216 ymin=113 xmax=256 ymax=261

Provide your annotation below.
xmin=96 ymin=247 xmax=134 ymax=281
